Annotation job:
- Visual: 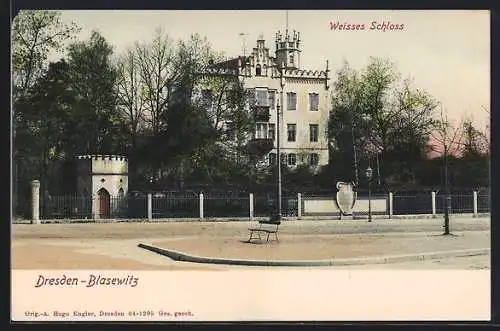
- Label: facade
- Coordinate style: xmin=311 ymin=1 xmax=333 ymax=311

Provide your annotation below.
xmin=76 ymin=155 xmax=128 ymax=218
xmin=203 ymin=29 xmax=331 ymax=169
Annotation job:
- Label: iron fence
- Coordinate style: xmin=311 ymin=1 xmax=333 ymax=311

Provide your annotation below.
xmin=120 ymin=195 xmax=147 ymax=219
xmin=41 ymin=195 xmax=93 ymax=220
xmin=392 ymin=193 xmax=432 ymax=215
xmin=152 ymin=192 xmax=199 ymax=218
xmin=478 ymin=194 xmax=490 ymax=213
xmin=204 ymin=192 xmax=249 ymax=218
xmin=435 ymin=194 xmax=474 ymax=214
xmin=254 ymin=194 xmax=298 ymax=217
xmin=25 ymin=190 xmax=490 ymax=221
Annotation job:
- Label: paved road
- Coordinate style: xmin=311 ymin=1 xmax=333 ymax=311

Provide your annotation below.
xmin=12 ymin=216 xmax=490 ymax=239
xmin=12 ymin=216 xmax=490 ymax=270
xmin=279 ymin=216 xmax=490 ymax=235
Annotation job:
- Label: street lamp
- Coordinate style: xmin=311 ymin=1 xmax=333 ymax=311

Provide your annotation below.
xmin=365 ymin=166 xmax=373 ymax=222
xmin=274 ymin=60 xmax=286 ymax=222
xmin=276 ymin=97 xmax=282 ymax=222
xmin=443 ymin=152 xmax=451 ymax=235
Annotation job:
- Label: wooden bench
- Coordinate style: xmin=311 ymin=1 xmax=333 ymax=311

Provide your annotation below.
xmin=247 ymin=219 xmax=281 ymax=243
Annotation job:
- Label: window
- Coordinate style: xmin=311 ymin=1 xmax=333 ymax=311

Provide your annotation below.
xmin=287 ymin=153 xmax=297 ymax=166
xmin=308 ymin=153 xmax=319 ymax=167
xmin=268 ymin=91 xmax=276 ymax=109
xmin=289 ymin=54 xmax=294 ymax=65
xmin=255 ymin=123 xmax=268 ymax=139
xmin=269 ymin=153 xmax=277 ymax=165
xmin=309 ymin=93 xmax=319 ymax=111
xmin=309 ymin=124 xmax=319 ymax=142
xmin=254 ymin=122 xmax=275 ymax=140
xmin=256 ymin=64 xmax=262 ymax=76
xmin=268 ymin=123 xmax=276 ymax=141
xmin=256 ymin=90 xmax=268 ymax=106
xmin=287 ymin=124 xmax=296 ymax=142
xmin=287 ymin=92 xmax=297 ymax=110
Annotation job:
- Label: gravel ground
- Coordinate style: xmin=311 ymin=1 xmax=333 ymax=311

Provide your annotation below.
xmin=151 ymin=231 xmax=489 ymax=261
xmin=11 ymin=217 xmax=490 ymax=270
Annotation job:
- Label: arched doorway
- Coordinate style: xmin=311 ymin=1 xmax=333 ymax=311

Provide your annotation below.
xmin=97 ymin=188 xmax=110 ymax=218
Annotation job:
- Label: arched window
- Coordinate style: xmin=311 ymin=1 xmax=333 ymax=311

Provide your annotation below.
xmin=256 ymin=64 xmax=261 ymax=76
xmin=289 ymin=54 xmax=294 ymax=65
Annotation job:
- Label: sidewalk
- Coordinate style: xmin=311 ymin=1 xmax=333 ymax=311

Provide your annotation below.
xmin=141 ymin=230 xmax=490 ymax=267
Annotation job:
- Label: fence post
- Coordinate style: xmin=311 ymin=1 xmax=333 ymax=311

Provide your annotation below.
xmin=199 ymin=192 xmax=204 ymax=220
xmin=388 ymin=192 xmax=393 ymax=218
xmin=431 ymin=191 xmax=436 ymax=218
xmin=249 ymin=193 xmax=254 ymax=221
xmin=297 ymin=193 xmax=302 ymax=219
xmin=473 ymin=191 xmax=478 ymax=217
xmin=147 ymin=193 xmax=152 ymax=221
xmin=31 ymin=180 xmax=40 ymax=224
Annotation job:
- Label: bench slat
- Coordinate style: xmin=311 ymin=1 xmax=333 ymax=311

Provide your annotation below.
xmin=249 ymin=229 xmax=277 ymax=233
xmin=259 ymin=221 xmax=281 ymax=225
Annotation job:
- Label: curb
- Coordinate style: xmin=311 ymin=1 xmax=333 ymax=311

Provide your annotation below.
xmin=138 ymin=244 xmax=490 ymax=267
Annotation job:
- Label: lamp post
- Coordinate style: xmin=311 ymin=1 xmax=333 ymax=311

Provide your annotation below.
xmin=274 ymin=62 xmax=285 ymax=222
xmin=276 ymin=98 xmax=282 ymax=222
xmin=443 ymin=142 xmax=451 ymax=235
xmin=440 ymin=102 xmax=451 ymax=235
xmin=365 ymin=166 xmax=373 ymax=222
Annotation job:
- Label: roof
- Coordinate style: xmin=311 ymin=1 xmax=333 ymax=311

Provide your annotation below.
xmin=209 ymin=56 xmax=247 ymax=70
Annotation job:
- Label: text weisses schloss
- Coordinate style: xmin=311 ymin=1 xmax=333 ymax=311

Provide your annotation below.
xmin=34 ymin=274 xmax=139 ymax=288
xmin=330 ymin=21 xmax=405 ymax=32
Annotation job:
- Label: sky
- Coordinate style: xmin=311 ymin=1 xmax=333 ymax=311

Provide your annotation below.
xmin=52 ymin=10 xmax=490 ymax=131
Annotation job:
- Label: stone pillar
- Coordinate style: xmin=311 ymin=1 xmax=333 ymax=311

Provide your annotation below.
xmin=297 ymin=193 xmax=302 ymax=219
xmin=388 ymin=192 xmax=393 ymax=219
xmin=199 ymin=192 xmax=204 ymax=220
xmin=31 ymin=180 xmax=40 ymax=224
xmin=249 ymin=193 xmax=254 ymax=221
xmin=473 ymin=191 xmax=478 ymax=216
xmin=147 ymin=193 xmax=152 ymax=221
xmin=431 ymin=191 xmax=436 ymax=218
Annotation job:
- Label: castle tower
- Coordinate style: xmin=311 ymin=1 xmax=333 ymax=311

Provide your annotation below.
xmin=76 ymin=155 xmax=128 ymax=219
xmin=275 ymin=29 xmax=301 ymax=69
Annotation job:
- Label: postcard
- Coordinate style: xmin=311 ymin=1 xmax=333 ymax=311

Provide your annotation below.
xmin=11 ymin=9 xmax=490 ymax=322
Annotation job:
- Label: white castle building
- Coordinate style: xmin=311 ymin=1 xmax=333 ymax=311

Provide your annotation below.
xmin=201 ymin=29 xmax=331 ymax=169
xmin=76 ymin=155 xmax=128 ymax=218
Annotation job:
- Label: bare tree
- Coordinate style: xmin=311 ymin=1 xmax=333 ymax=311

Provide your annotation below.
xmin=429 ymin=106 xmax=464 ymax=159
xmin=429 ymin=105 xmax=464 ymax=235
xmin=134 ymin=28 xmax=179 ymax=138
xmin=115 ymin=47 xmax=146 ymax=150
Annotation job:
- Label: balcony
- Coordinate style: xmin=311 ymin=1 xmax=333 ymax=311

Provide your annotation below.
xmin=251 ymin=105 xmax=270 ymax=121
xmin=247 ymin=138 xmax=274 ymax=157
